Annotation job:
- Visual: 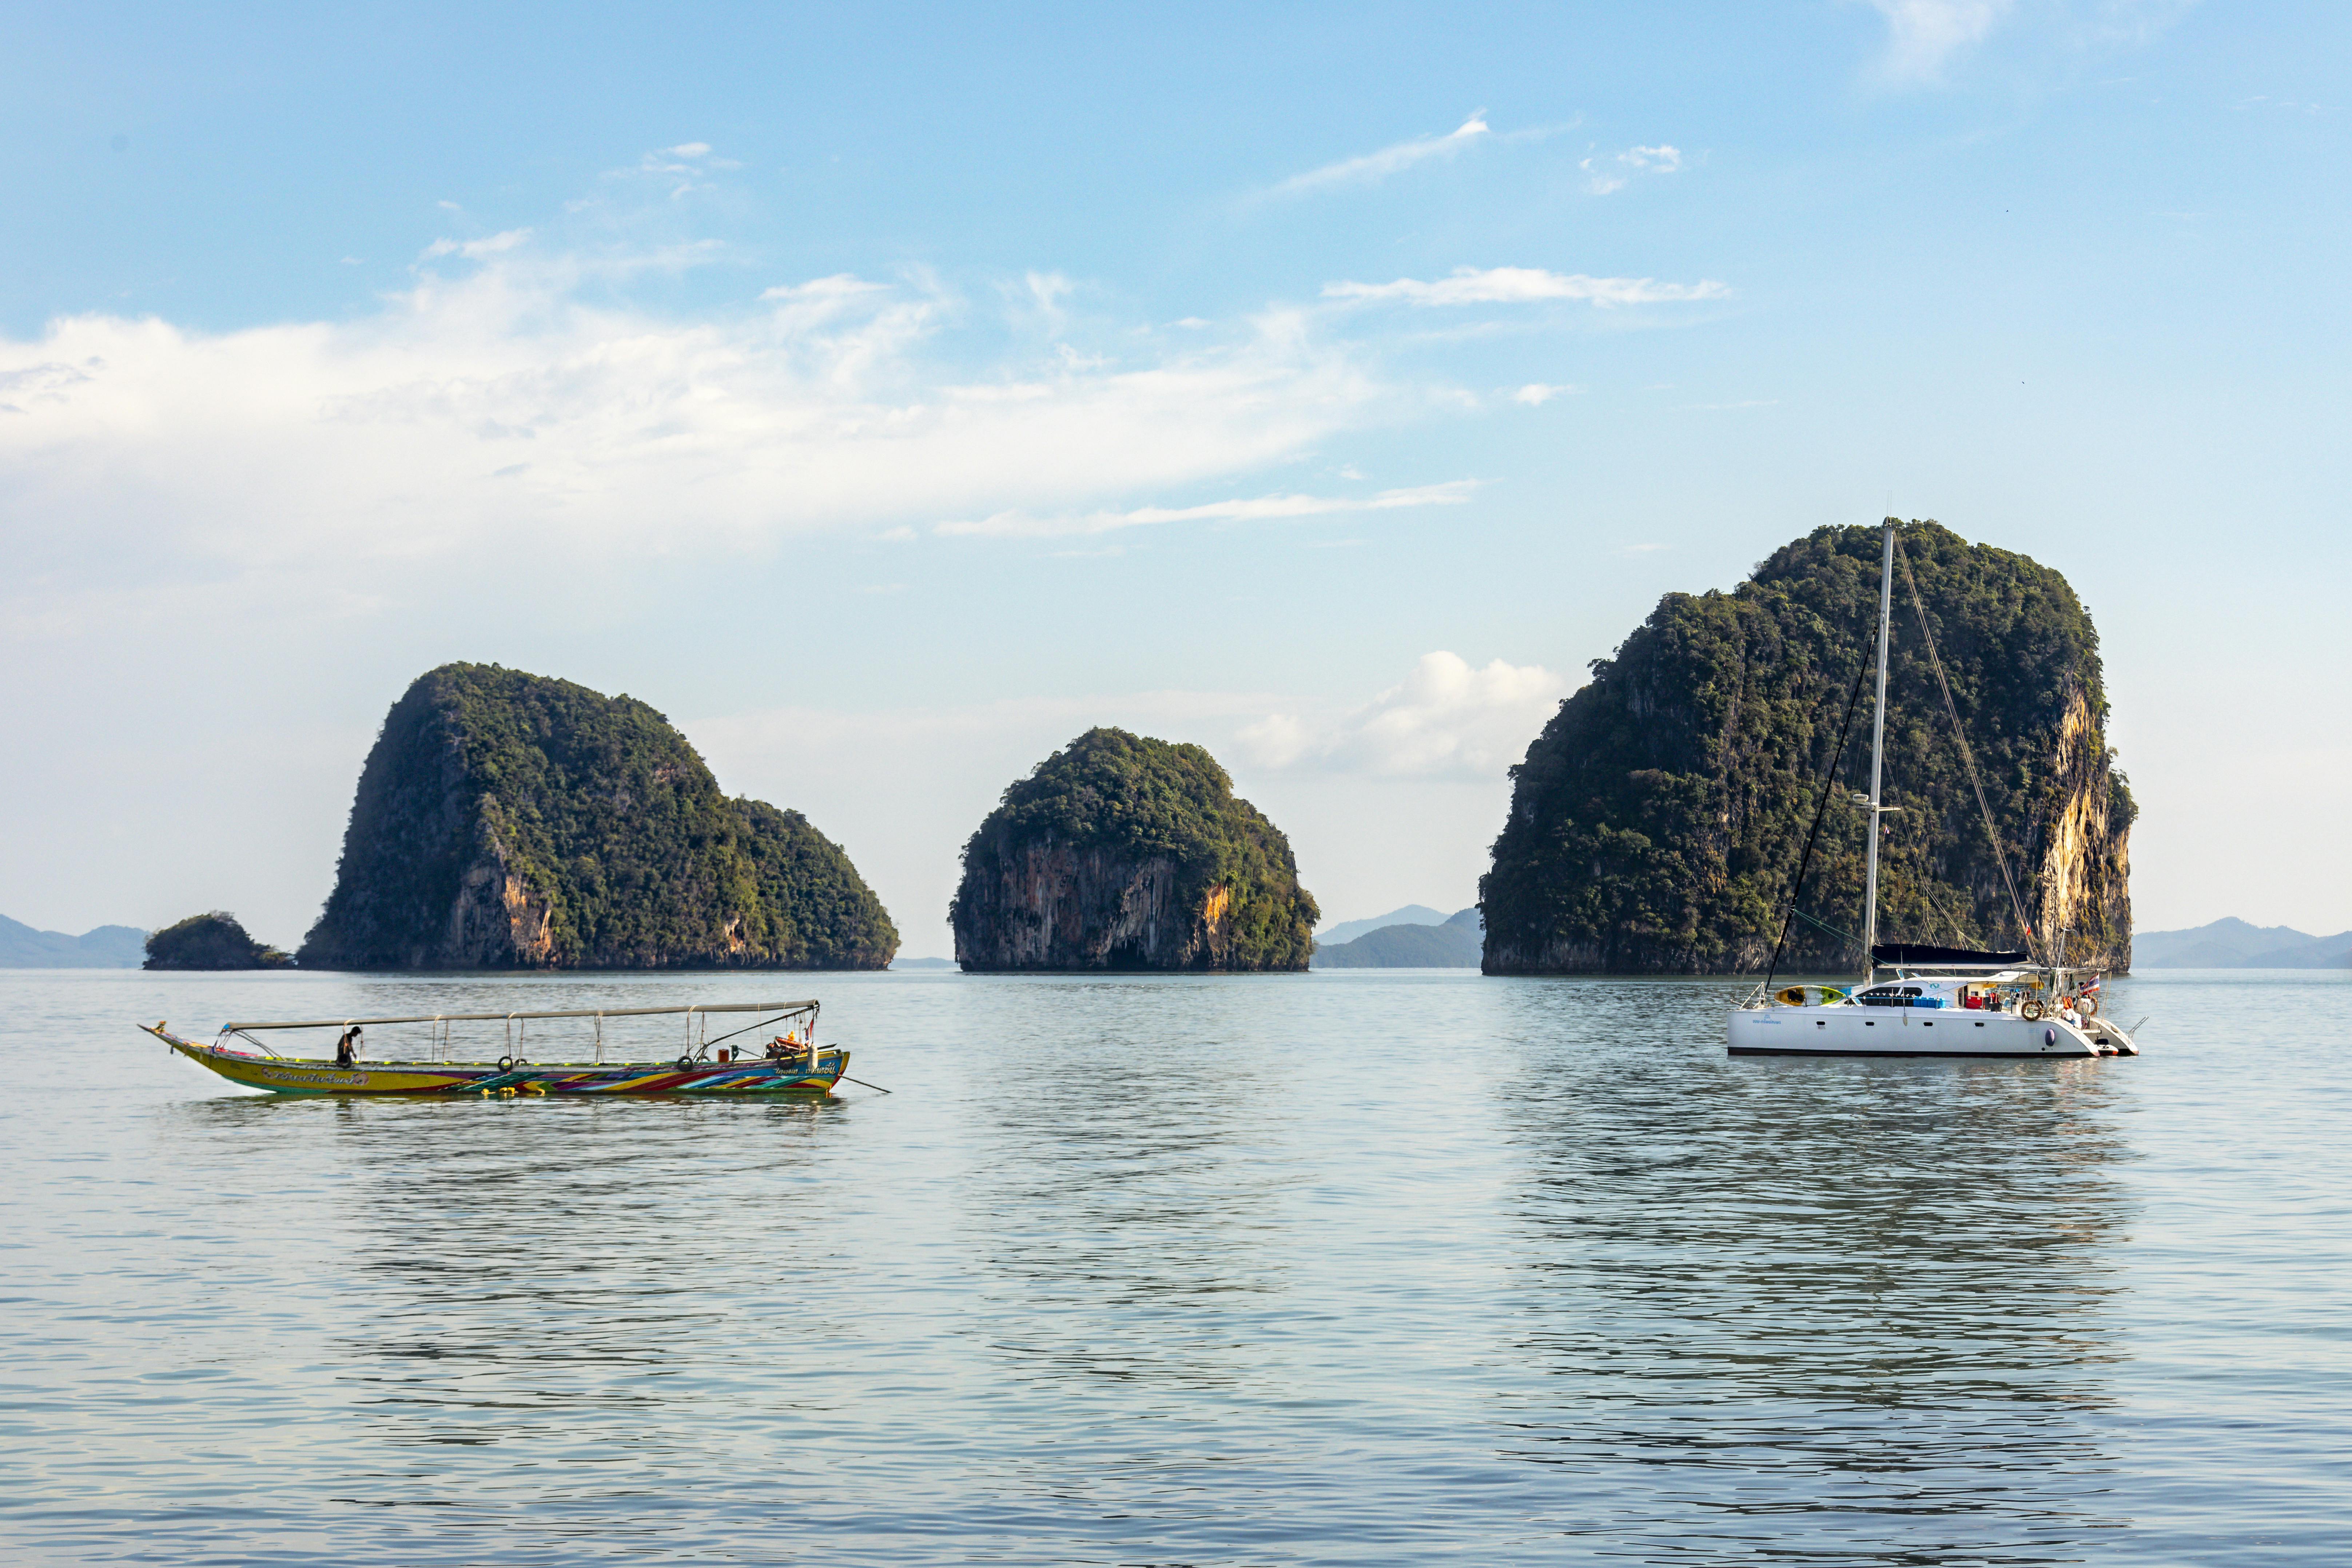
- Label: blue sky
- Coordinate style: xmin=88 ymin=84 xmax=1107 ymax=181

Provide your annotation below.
xmin=4 ymin=1 xmax=2348 ymax=949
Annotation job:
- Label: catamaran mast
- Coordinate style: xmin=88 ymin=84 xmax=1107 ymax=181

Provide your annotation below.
xmin=1860 ymin=518 xmax=1895 ymax=984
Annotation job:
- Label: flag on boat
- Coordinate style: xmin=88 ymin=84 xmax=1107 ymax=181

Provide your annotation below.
xmin=2082 ymin=975 xmax=2101 ymax=994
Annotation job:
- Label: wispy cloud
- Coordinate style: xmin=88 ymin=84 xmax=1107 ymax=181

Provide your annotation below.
xmin=619 ymin=140 xmax=737 ymax=196
xmin=1325 ymin=266 xmax=1729 ymax=308
xmin=1867 ymin=0 xmax=2014 ymax=83
xmin=1512 ymin=383 xmax=1581 ymax=405
xmin=1581 ymin=143 xmax=1684 ymax=195
xmin=2235 ymin=94 xmax=2335 ymax=116
xmin=419 ymin=228 xmax=533 ymax=261
xmin=1238 ymin=651 xmax=1567 ymax=777
xmin=0 ymin=255 xmax=1394 ymax=597
xmin=938 ymin=481 xmax=1476 ymax=540
xmin=1271 ymin=114 xmax=1491 ymax=195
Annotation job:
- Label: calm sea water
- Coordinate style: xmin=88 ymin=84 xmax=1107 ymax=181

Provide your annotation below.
xmin=3 ymin=967 xmax=2346 ymax=1565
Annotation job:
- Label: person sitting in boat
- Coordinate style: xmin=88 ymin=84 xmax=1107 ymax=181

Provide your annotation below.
xmin=335 ymin=1027 xmax=362 ymax=1068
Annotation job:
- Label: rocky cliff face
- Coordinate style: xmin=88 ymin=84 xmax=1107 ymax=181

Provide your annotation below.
xmin=1481 ymin=521 xmax=2133 ymax=975
xmin=298 ymin=664 xmax=897 ymax=970
xmin=951 ymin=728 xmax=1317 ymax=972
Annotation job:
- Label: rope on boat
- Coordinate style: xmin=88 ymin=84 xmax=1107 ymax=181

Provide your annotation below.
xmin=843 ymin=1076 xmax=893 ymax=1094
xmin=1894 ymin=533 xmax=2040 ymax=965
xmin=1763 ymin=651 xmax=1874 ymax=993
xmin=1790 ymin=907 xmax=1859 ymax=945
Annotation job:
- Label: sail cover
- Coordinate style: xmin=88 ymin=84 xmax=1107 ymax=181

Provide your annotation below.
xmin=1871 ymin=942 xmax=2030 ymax=966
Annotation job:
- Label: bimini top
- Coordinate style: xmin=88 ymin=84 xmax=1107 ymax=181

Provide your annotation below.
xmin=1870 ymin=942 xmax=2031 ymax=968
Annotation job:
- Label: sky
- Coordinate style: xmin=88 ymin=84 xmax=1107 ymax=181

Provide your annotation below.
xmin=4 ymin=0 xmax=2348 ymax=952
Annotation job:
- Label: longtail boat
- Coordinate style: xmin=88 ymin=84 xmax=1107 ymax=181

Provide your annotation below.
xmin=141 ymin=1000 xmax=848 ymax=1096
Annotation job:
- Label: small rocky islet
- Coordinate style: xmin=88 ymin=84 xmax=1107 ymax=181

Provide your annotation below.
xmin=950 ymin=727 xmax=1318 ymax=972
xmin=142 ymin=912 xmax=292 ymax=970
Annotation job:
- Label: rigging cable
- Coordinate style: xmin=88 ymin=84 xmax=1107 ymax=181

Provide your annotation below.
xmin=1763 ymin=646 xmax=1875 ymax=995
xmin=1893 ymin=533 xmax=2040 ymax=964
xmin=1790 ymin=907 xmax=1860 ymax=946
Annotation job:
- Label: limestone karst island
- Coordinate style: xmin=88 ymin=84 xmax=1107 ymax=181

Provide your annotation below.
xmin=297 ymin=663 xmax=898 ymax=970
xmin=130 ymin=524 xmax=2129 ymax=982
xmin=1481 ymin=521 xmax=2133 ymax=975
xmin=951 ymin=727 xmax=1319 ymax=972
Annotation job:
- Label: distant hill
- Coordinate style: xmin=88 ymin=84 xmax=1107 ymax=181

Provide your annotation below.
xmin=0 ymin=922 xmax=149 ymax=968
xmin=1315 ymin=907 xmax=1482 ymax=968
xmin=2132 ymin=918 xmax=2351 ymax=968
xmin=0 ymin=915 xmax=148 ymax=968
xmin=1317 ymin=904 xmax=1450 ymax=947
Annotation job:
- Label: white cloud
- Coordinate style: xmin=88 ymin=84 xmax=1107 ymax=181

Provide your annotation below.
xmin=1513 ymin=382 xmax=1581 ymax=405
xmin=1272 ymin=114 xmax=1491 ymax=195
xmin=1868 ymin=0 xmax=2013 ymax=82
xmin=938 ymin=480 xmax=1475 ymax=540
xmin=1581 ymin=143 xmax=1683 ymax=195
xmin=1237 ymin=651 xmax=1568 ymax=777
xmin=419 ymin=227 xmax=533 ymax=261
xmin=666 ymin=142 xmax=713 ymax=158
xmin=0 ymin=253 xmax=1394 ymax=598
xmin=1325 ymin=266 xmax=1729 ymax=308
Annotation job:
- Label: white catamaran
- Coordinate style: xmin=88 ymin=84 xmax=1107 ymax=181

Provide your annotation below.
xmin=1727 ymin=521 xmax=2140 ymax=1061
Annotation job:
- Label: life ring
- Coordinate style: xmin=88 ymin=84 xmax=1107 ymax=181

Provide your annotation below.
xmin=676 ymin=1055 xmax=696 ymax=1074
xmin=497 ymin=1055 xmax=516 ymax=1071
xmin=2077 ymin=996 xmax=2098 ymax=1018
xmin=2019 ymin=998 xmax=2045 ymax=1022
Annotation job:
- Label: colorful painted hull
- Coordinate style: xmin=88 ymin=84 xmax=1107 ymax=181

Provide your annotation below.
xmin=145 ymin=1026 xmax=847 ymax=1096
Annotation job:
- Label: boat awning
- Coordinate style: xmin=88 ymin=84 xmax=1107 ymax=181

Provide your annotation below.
xmin=1871 ymin=943 xmax=2030 ymax=967
xmin=220 ymin=1001 xmax=817 ymax=1030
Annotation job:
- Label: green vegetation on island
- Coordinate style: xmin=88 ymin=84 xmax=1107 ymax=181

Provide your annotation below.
xmin=1482 ymin=521 xmax=2134 ymax=975
xmin=144 ymin=912 xmax=293 ymax=970
xmin=298 ymin=663 xmax=896 ymax=970
xmin=952 ymin=727 xmax=1318 ymax=971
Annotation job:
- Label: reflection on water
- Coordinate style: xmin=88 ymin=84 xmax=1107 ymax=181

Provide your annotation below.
xmin=1487 ymin=982 xmax=2134 ymax=1559
xmin=6 ymin=968 xmax=2350 ymax=1564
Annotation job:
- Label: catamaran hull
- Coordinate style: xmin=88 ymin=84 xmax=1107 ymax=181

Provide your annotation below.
xmin=148 ymin=1029 xmax=848 ymax=1095
xmin=1728 ymin=1006 xmax=2101 ymax=1058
